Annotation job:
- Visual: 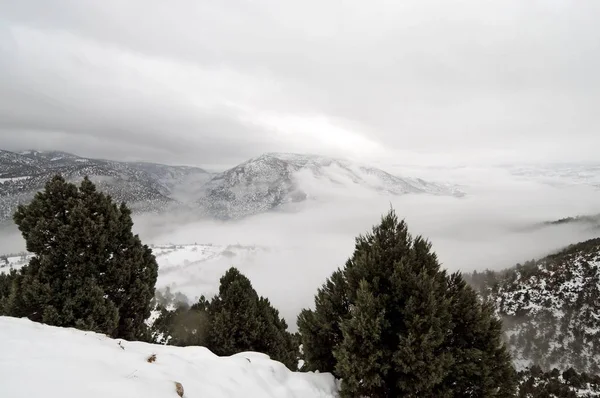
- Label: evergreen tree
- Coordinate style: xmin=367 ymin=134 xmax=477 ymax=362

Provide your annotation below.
xmin=438 ymin=272 xmax=516 ymax=396
xmin=334 ymin=280 xmax=387 ymax=397
xmin=208 ymin=267 xmax=263 ymax=355
xmin=152 ymin=303 xmax=209 ymax=346
xmin=207 ymin=267 xmax=297 ymax=369
xmin=298 ymin=210 xmax=516 ymax=397
xmin=297 ymin=269 xmax=349 ymax=374
xmin=515 ymin=366 xmax=600 ymax=397
xmin=256 ymin=297 xmax=297 ymax=369
xmin=0 ymin=269 xmax=19 ymax=314
xmin=0 ymin=267 xmax=26 ymax=317
xmin=7 ymin=175 xmax=158 ymax=339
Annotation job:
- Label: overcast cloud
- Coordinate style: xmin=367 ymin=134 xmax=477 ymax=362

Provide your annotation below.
xmin=0 ymin=0 xmax=599 ymax=167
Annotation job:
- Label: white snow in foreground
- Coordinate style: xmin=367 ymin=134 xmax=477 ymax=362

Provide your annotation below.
xmin=0 ymin=316 xmax=339 ymax=398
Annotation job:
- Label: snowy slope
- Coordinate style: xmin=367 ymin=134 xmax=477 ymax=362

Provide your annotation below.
xmin=0 ymin=316 xmax=339 ymax=398
xmin=198 ymin=153 xmax=463 ymax=219
xmin=1 ymin=149 xmax=462 ymax=222
xmin=0 ymin=149 xmax=40 ymax=176
xmin=468 ymin=238 xmax=600 ymax=373
xmin=0 ymin=252 xmax=31 ymax=273
xmin=517 ymin=368 xmax=600 ymax=397
xmin=0 ymin=149 xmax=209 ymax=223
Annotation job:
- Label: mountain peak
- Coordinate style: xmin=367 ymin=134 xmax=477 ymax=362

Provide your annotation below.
xmin=198 ymin=152 xmax=463 ymax=220
xmin=1 ymin=148 xmax=463 ymax=223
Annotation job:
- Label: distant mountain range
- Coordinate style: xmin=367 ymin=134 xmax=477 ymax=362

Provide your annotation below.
xmin=0 ymin=149 xmax=209 ymax=222
xmin=516 ymin=213 xmax=600 ymax=235
xmin=197 ymin=153 xmax=463 ymax=219
xmin=0 ymin=149 xmax=463 ymax=223
xmin=544 ymin=214 xmax=600 ymax=230
xmin=467 ymin=237 xmax=600 ymax=374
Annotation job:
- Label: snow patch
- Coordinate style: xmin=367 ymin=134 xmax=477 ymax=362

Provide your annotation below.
xmin=0 ymin=176 xmax=30 ymax=183
xmin=0 ymin=316 xmax=339 ymax=398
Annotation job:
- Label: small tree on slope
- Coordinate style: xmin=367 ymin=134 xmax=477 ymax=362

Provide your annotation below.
xmin=207 ymin=267 xmax=297 ymax=369
xmin=6 ymin=175 xmax=158 ymax=340
xmin=298 ymin=209 xmax=516 ymax=397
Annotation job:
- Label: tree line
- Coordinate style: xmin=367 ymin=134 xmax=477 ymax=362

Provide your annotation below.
xmin=1 ymin=176 xmax=517 ymax=396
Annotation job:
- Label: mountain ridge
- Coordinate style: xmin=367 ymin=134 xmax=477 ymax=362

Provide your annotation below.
xmin=467 ymin=237 xmax=600 ymax=374
xmin=0 ymin=149 xmax=209 ymax=222
xmin=0 ymin=149 xmax=463 ymax=222
xmin=197 ymin=152 xmax=464 ymax=219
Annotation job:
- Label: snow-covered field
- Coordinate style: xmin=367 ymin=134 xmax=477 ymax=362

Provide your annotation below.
xmin=0 ymin=316 xmax=339 ymax=398
xmin=0 ymin=252 xmax=31 ymax=273
xmin=0 ymin=242 xmax=340 ymax=330
xmin=0 ymin=244 xmax=277 ymax=306
xmin=152 ymin=244 xmax=269 ymax=302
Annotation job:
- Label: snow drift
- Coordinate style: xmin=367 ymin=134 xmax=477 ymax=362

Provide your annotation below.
xmin=0 ymin=316 xmax=338 ymax=398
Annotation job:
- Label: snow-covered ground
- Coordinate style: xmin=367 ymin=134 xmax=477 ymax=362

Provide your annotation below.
xmin=151 ymin=244 xmax=270 ymax=303
xmin=0 ymin=252 xmax=31 ymax=273
xmin=0 ymin=176 xmax=31 ymax=184
xmin=0 ymin=242 xmax=338 ymax=330
xmin=0 ymin=316 xmax=339 ymax=398
xmin=0 ymin=244 xmax=274 ymax=305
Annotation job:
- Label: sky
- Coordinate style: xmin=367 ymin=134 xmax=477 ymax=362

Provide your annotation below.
xmin=0 ymin=0 xmax=599 ymax=168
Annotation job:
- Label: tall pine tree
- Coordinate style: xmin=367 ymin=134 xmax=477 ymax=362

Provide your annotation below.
xmin=7 ymin=175 xmax=158 ymax=339
xmin=438 ymin=273 xmax=516 ymax=397
xmin=297 ymin=269 xmax=349 ymax=373
xmin=334 ymin=280 xmax=387 ymax=397
xmin=298 ymin=210 xmax=516 ymax=397
xmin=207 ymin=267 xmax=297 ymax=369
xmin=208 ymin=267 xmax=263 ymax=355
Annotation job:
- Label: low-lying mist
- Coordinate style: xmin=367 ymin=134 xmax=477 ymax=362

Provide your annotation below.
xmin=1 ymin=166 xmax=599 ymax=327
xmin=134 ymin=168 xmax=600 ymax=326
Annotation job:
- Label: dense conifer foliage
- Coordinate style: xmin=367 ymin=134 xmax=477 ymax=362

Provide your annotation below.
xmin=151 ymin=267 xmax=298 ymax=370
xmin=298 ymin=210 xmax=516 ymax=397
xmin=0 ymin=176 xmax=158 ymax=340
xmin=517 ymin=366 xmax=600 ymax=397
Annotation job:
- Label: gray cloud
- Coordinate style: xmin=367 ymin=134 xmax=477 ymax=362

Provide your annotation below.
xmin=1 ymin=0 xmax=599 ymax=166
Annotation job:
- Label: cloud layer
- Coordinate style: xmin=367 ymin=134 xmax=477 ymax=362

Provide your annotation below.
xmin=132 ymin=168 xmax=600 ymax=325
xmin=1 ymin=0 xmax=599 ymax=166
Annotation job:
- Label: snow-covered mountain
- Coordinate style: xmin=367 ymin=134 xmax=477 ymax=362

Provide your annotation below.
xmin=0 ymin=150 xmax=463 ymax=222
xmin=0 ymin=316 xmax=339 ymax=398
xmin=543 ymin=214 xmax=600 ymax=231
xmin=468 ymin=237 xmax=600 ymax=374
xmin=516 ymin=368 xmax=600 ymax=397
xmin=0 ymin=149 xmax=209 ymax=223
xmin=198 ymin=153 xmax=463 ymax=219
